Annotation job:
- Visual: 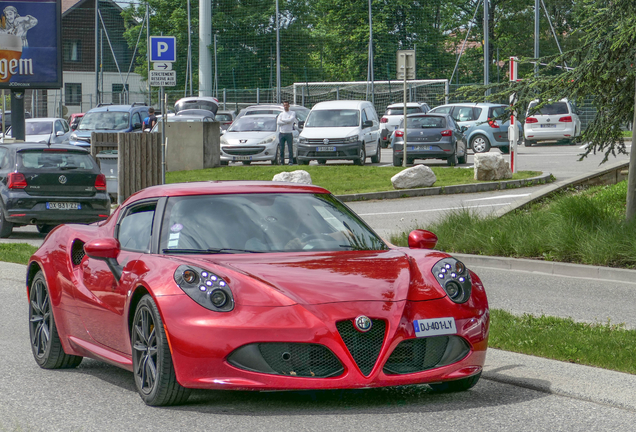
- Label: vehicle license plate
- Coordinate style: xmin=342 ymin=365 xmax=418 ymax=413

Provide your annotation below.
xmin=317 ymin=146 xmax=336 ymax=152
xmin=47 ymin=202 xmax=81 ymax=210
xmin=540 ymin=124 xmax=557 ymax=128
xmin=408 ymin=145 xmax=432 ymax=151
xmin=233 ymin=156 xmax=251 ymax=161
xmin=413 ymin=317 xmax=457 ymax=337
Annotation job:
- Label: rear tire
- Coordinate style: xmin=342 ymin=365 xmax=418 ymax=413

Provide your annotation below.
xmin=0 ymin=208 xmax=12 ymax=238
xmin=354 ymin=147 xmax=366 ymax=166
xmin=298 ymin=159 xmax=310 ymax=165
xmin=317 ymin=159 xmax=327 ymax=165
xmin=132 ymin=295 xmax=191 ymax=406
xmin=393 ymin=155 xmax=402 ymax=167
xmin=470 ymin=135 xmax=491 ymax=153
xmin=500 ymin=145 xmax=510 ymax=155
xmin=429 ymin=372 xmax=481 ymax=393
xmin=446 ymin=148 xmax=458 ymax=166
xmin=370 ymin=140 xmax=381 ymax=163
xmin=29 ymin=271 xmax=83 ymax=369
xmin=37 ymin=224 xmax=56 ymax=234
xmin=523 ymin=139 xmax=533 ymax=147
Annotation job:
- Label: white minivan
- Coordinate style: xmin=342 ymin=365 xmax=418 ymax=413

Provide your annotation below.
xmin=297 ymin=100 xmax=381 ymax=165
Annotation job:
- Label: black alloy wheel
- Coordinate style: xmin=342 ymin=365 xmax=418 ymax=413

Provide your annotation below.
xmin=29 ymin=271 xmax=83 ymax=369
xmin=370 ymin=140 xmax=381 ymax=163
xmin=354 ymin=146 xmax=366 ymax=166
xmin=132 ymin=295 xmax=191 ymax=406
xmin=429 ymin=372 xmax=481 ymax=393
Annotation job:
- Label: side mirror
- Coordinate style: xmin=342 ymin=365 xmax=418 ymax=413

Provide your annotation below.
xmin=133 ymin=122 xmax=143 ymax=130
xmin=460 ymin=126 xmax=468 ymax=132
xmin=84 ymin=238 xmax=123 ymax=281
xmin=298 ymin=120 xmax=304 ymax=130
xmin=56 ymin=131 xmax=64 ymax=137
xmin=408 ymin=229 xmax=438 ymax=249
xmin=362 ymin=120 xmax=373 ymax=128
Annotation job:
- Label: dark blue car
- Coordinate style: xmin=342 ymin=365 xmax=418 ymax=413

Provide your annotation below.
xmin=69 ymin=103 xmax=150 ymax=148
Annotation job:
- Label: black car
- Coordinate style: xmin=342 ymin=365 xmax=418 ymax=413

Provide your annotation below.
xmin=0 ymin=143 xmax=111 ymax=237
xmin=392 ymin=113 xmax=468 ymax=167
xmin=0 ymin=110 xmax=33 ymax=133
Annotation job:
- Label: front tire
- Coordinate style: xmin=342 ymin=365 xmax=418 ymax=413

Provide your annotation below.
xmin=370 ymin=140 xmax=381 ymax=163
xmin=354 ymin=146 xmax=366 ymax=166
xmin=271 ymin=146 xmax=281 ymax=165
xmin=29 ymin=271 xmax=83 ymax=369
xmin=429 ymin=372 xmax=481 ymax=392
xmin=470 ymin=135 xmax=491 ymax=153
xmin=241 ymin=161 xmax=252 ymax=165
xmin=132 ymin=295 xmax=191 ymax=406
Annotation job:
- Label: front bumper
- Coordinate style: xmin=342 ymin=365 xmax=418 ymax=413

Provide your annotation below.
xmin=2 ymin=192 xmax=110 ymax=225
xmin=297 ymin=142 xmax=362 ymax=161
xmin=157 ymin=295 xmax=489 ymax=390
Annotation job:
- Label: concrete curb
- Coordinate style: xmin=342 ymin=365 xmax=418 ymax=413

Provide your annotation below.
xmin=337 ymin=172 xmax=554 ymax=203
xmin=453 ymin=253 xmax=636 ymax=284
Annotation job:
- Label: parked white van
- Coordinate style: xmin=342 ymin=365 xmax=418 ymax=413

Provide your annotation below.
xmin=297 ymin=100 xmax=381 ymax=165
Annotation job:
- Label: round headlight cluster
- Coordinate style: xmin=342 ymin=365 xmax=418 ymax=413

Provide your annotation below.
xmin=174 ymin=265 xmax=234 ymax=312
xmin=431 ymin=258 xmax=471 ymax=304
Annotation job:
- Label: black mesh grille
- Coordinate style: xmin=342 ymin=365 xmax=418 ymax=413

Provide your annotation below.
xmin=336 ymin=319 xmax=386 ymax=376
xmin=383 ymin=336 xmax=469 ymax=375
xmin=71 ymin=240 xmax=85 ymax=266
xmin=258 ymin=343 xmax=343 ymax=378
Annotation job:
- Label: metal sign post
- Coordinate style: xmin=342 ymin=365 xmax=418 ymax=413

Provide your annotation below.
xmin=397 ymin=50 xmax=416 ymax=167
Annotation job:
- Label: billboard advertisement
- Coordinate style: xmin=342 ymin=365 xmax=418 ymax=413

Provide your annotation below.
xmin=0 ymin=0 xmax=61 ymax=89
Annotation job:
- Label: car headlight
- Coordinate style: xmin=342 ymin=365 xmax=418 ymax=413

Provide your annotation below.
xmin=70 ymin=132 xmax=77 ymax=140
xmin=220 ymin=136 xmax=228 ymax=145
xmin=299 ymin=137 xmax=308 ymax=144
xmin=345 ymin=135 xmax=358 ymax=143
xmin=432 ymin=258 xmax=471 ymax=303
xmin=258 ymin=134 xmax=276 ymax=145
xmin=174 ymin=264 xmax=234 ymax=311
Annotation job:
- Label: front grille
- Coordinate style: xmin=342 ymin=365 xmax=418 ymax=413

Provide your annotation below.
xmin=222 ymin=146 xmax=265 ymax=156
xmin=336 ymin=319 xmax=386 ymax=376
xmin=303 ymin=138 xmax=351 ymax=145
xmin=71 ymin=240 xmax=85 ymax=266
xmin=383 ymin=335 xmax=470 ymax=375
xmin=228 ymin=343 xmax=344 ymax=378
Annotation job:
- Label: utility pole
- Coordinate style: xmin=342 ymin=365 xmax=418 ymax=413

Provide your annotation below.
xmin=535 ymin=0 xmax=540 ymax=77
xmin=276 ymin=0 xmax=281 ymax=103
xmin=199 ymin=0 xmax=212 ymax=96
xmin=483 ymin=0 xmax=489 ymax=96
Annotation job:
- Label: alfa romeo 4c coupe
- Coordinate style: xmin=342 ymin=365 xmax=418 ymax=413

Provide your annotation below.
xmin=27 ymin=181 xmax=489 ymax=406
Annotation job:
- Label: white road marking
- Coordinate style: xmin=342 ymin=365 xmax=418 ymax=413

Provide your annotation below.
xmin=464 ymin=193 xmax=532 ymax=202
xmin=356 ymin=202 xmax=509 ymax=216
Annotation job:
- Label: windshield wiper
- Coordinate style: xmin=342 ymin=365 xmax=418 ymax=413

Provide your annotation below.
xmin=162 ymin=248 xmax=266 ymax=254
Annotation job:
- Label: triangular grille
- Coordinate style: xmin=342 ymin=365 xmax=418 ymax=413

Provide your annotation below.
xmin=336 ymin=319 xmax=386 ymax=376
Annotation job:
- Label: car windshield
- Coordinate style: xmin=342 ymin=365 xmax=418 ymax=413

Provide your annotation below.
xmin=405 ymin=116 xmax=446 ymax=129
xmin=78 ymin=112 xmax=130 ymax=131
xmin=18 ymin=151 xmax=95 ymax=170
xmin=386 ymin=107 xmax=422 ymax=116
xmin=25 ymin=121 xmax=52 ymax=135
xmin=160 ymin=193 xmax=388 ymax=253
xmin=216 ymin=114 xmax=234 ymax=122
xmin=305 ymin=109 xmax=360 ymax=128
xmin=228 ymin=116 xmax=277 ymax=132
xmin=528 ymin=102 xmax=569 ymax=115
xmin=174 ymin=100 xmax=218 ymax=114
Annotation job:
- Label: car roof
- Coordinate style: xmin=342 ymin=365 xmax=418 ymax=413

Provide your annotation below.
xmin=125 ymin=181 xmax=331 ymax=203
xmin=25 ymin=117 xmax=65 ymax=122
xmin=0 ymin=143 xmax=89 ymax=152
xmin=310 ymin=100 xmax=372 ymax=109
xmin=434 ymin=103 xmax=506 ymax=108
xmin=176 ymin=96 xmax=219 ymax=104
xmin=387 ymin=102 xmax=424 ymax=108
xmin=86 ymin=104 xmax=147 ymax=113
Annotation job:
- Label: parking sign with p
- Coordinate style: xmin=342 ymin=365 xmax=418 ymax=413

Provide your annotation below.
xmin=150 ymin=36 xmax=176 ymax=62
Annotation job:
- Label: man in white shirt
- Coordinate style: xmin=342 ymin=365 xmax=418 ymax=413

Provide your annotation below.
xmin=277 ymin=101 xmax=297 ymax=165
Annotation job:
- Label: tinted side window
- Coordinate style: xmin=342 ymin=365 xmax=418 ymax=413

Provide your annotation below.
xmin=361 ymin=109 xmax=369 ymax=124
xmin=132 ymin=112 xmax=142 ymax=127
xmin=430 ymin=106 xmax=452 ymax=114
xmin=118 ymin=203 xmax=156 ymax=252
xmin=453 ymin=107 xmax=479 ymax=122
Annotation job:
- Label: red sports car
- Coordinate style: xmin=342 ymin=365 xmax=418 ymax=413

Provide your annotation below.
xmin=27 ymin=181 xmax=489 ymax=406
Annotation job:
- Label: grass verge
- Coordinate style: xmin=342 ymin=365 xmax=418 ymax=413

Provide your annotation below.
xmin=390 ymin=181 xmax=636 ymax=269
xmin=490 ymin=309 xmax=636 ymax=374
xmin=166 ymin=165 xmax=541 ymax=196
xmin=0 ymin=244 xmax=38 ymax=265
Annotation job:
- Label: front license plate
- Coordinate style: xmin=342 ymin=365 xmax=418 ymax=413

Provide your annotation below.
xmin=47 ymin=202 xmax=81 ymax=210
xmin=413 ymin=317 xmax=457 ymax=337
xmin=408 ymin=145 xmax=432 ymax=151
xmin=317 ymin=146 xmax=336 ymax=152
xmin=233 ymin=156 xmax=252 ymax=161
xmin=540 ymin=124 xmax=557 ymax=128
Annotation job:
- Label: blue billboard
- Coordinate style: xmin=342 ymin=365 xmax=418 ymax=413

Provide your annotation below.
xmin=0 ymin=0 xmax=62 ymax=89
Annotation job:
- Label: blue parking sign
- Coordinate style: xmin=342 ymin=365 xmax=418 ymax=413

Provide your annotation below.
xmin=150 ymin=36 xmax=176 ymax=62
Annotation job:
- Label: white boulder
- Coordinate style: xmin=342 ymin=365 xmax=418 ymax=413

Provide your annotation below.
xmin=272 ymin=170 xmax=313 ymax=184
xmin=474 ymin=153 xmax=512 ymax=181
xmin=391 ymin=164 xmax=437 ymax=189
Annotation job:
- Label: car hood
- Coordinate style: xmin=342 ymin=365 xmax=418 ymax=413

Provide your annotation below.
xmin=74 ymin=128 xmax=127 ymax=138
xmin=25 ymin=133 xmax=51 ymax=143
xmin=222 ymin=131 xmax=277 ymax=144
xmin=187 ymin=249 xmax=447 ymax=306
xmin=300 ymin=127 xmax=359 ymax=139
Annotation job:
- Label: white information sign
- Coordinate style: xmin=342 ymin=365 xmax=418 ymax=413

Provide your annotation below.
xmin=150 ymin=70 xmax=176 ymax=87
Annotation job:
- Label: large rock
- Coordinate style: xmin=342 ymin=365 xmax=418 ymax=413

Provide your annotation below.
xmin=474 ymin=153 xmax=512 ymax=181
xmin=391 ymin=165 xmax=437 ymax=189
xmin=272 ymin=170 xmax=313 ymax=184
